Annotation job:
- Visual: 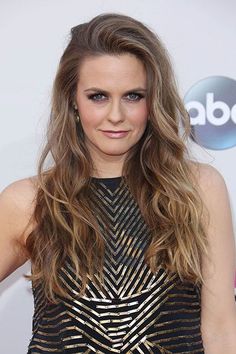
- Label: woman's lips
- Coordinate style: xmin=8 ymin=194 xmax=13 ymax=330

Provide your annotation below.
xmin=101 ymin=130 xmax=129 ymax=138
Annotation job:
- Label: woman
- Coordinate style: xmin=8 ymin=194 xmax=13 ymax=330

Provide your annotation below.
xmin=0 ymin=12 xmax=236 ymax=353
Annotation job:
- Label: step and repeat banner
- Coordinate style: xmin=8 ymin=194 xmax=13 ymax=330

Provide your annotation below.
xmin=0 ymin=1 xmax=235 ymax=353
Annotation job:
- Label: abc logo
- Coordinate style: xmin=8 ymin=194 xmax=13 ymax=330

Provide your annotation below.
xmin=184 ymin=76 xmax=236 ymax=150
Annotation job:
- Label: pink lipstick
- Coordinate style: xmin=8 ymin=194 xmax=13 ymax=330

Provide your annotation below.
xmin=101 ymin=130 xmax=129 ymax=138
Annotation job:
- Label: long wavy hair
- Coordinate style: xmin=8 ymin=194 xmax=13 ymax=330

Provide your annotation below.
xmin=25 ymin=12 xmax=209 ymax=303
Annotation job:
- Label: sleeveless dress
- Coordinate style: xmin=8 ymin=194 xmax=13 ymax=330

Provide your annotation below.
xmin=27 ymin=176 xmax=205 ymax=353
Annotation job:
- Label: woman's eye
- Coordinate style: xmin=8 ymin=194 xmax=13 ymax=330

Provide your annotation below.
xmin=127 ymin=92 xmax=144 ymax=101
xmin=87 ymin=92 xmax=144 ymax=102
xmin=88 ymin=93 xmax=106 ymax=101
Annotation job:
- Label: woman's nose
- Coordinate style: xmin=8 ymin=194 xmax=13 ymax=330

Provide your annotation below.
xmin=107 ymin=100 xmax=125 ymax=123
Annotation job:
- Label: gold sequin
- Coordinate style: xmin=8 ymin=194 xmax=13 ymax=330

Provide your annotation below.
xmin=28 ymin=178 xmax=204 ymax=353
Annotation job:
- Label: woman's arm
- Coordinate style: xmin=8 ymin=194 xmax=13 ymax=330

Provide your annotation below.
xmin=0 ymin=178 xmax=36 ymax=282
xmin=197 ymin=163 xmax=236 ymax=353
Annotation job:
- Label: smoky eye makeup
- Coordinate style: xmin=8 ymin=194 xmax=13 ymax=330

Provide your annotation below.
xmin=87 ymin=93 xmax=106 ymax=101
xmin=87 ymin=92 xmax=145 ymax=101
xmin=127 ymin=92 xmax=145 ymax=100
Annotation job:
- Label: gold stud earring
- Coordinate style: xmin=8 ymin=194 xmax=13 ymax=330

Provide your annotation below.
xmin=75 ymin=111 xmax=80 ymax=122
xmin=72 ymin=102 xmax=80 ymax=122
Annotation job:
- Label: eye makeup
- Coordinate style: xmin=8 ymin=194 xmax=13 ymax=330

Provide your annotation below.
xmin=87 ymin=91 xmax=145 ymax=102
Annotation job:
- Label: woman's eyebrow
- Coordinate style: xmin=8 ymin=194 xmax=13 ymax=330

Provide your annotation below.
xmin=84 ymin=87 xmax=147 ymax=94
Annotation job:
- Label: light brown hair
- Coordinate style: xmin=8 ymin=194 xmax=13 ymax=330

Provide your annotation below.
xmin=25 ymin=13 xmax=209 ymax=302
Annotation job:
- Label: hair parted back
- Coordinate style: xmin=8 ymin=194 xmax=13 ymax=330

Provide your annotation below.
xmin=25 ymin=12 xmax=209 ymax=303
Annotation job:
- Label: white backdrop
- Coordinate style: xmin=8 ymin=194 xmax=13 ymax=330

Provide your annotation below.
xmin=0 ymin=1 xmax=235 ymax=353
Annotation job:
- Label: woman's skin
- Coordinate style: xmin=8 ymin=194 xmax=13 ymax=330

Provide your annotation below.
xmin=75 ymin=53 xmax=148 ymax=178
xmin=0 ymin=54 xmax=236 ymax=353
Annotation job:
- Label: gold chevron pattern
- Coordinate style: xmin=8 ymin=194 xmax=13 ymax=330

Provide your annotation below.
xmin=28 ymin=177 xmax=205 ymax=353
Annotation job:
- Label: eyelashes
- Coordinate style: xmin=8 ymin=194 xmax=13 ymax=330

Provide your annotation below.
xmin=87 ymin=92 xmax=145 ymax=102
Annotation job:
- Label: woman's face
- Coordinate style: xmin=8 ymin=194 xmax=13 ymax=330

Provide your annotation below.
xmin=75 ymin=53 xmax=148 ymax=169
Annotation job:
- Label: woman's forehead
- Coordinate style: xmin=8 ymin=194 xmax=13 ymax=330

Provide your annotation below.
xmin=77 ymin=53 xmax=147 ymax=89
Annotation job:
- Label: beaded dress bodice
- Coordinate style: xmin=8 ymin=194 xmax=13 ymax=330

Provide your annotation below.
xmin=28 ymin=176 xmax=204 ymax=353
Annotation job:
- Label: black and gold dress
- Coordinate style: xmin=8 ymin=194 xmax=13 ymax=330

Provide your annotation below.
xmin=27 ymin=176 xmax=205 ymax=353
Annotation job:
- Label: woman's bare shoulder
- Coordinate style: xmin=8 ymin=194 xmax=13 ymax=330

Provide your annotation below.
xmin=188 ymin=160 xmax=224 ymax=186
xmin=0 ymin=175 xmax=39 ymax=244
xmin=0 ymin=176 xmax=40 ymax=280
xmin=1 ymin=175 xmax=38 ymax=205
